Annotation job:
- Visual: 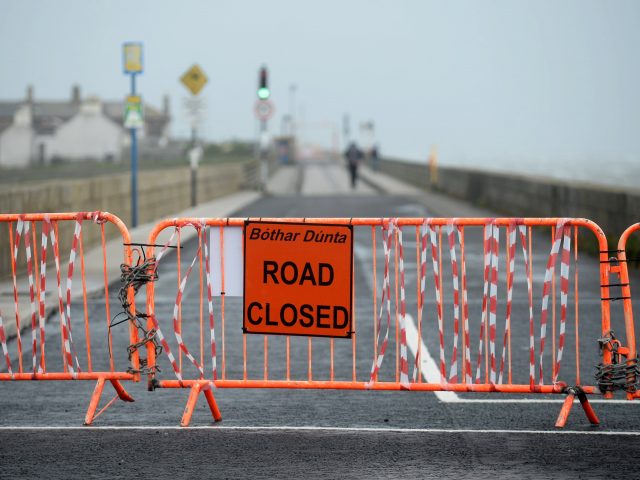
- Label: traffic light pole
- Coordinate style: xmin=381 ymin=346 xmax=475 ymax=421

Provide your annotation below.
xmin=260 ymin=119 xmax=268 ymax=191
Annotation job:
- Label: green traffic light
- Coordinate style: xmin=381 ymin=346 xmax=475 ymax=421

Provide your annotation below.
xmin=257 ymin=87 xmax=270 ymax=100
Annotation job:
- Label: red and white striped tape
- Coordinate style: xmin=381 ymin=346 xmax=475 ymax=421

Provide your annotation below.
xmin=147 ymin=227 xmax=186 ymax=382
xmin=516 ymin=225 xmax=536 ymax=387
xmin=63 ymin=214 xmax=84 ymax=373
xmin=396 ymin=224 xmax=410 ymax=388
xmin=202 ymin=222 xmax=218 ymax=381
xmin=538 ymin=221 xmax=567 ymax=384
xmin=412 ymin=222 xmax=428 ymax=383
xmin=366 ymin=222 xmax=394 ymax=387
xmin=12 ymin=218 xmax=40 ymax=373
xmin=455 ymin=225 xmax=472 ymax=385
xmin=553 ymin=224 xmax=571 ymax=384
xmin=475 ymin=222 xmax=493 ymax=383
xmin=498 ymin=223 xmax=516 ymax=384
xmin=47 ymin=216 xmax=80 ymax=377
xmin=446 ymin=221 xmax=460 ymax=383
xmin=38 ymin=219 xmax=50 ymax=373
xmin=23 ymin=220 xmax=39 ymax=373
xmin=11 ymin=219 xmax=24 ymax=371
xmin=426 ymin=222 xmax=446 ymax=383
xmin=0 ymin=308 xmax=13 ymax=377
xmin=170 ymin=226 xmax=205 ymax=379
xmin=487 ymin=223 xmax=500 ymax=384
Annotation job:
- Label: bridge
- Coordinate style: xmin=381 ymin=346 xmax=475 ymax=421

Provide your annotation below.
xmin=1 ymin=156 xmax=638 ymax=478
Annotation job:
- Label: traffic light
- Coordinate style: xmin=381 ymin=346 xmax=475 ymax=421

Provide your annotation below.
xmin=257 ymin=65 xmax=270 ymax=100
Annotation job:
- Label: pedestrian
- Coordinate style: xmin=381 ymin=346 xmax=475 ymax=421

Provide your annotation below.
xmin=344 ymin=141 xmax=363 ymax=189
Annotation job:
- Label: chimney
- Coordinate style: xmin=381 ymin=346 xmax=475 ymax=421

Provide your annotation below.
xmin=71 ymin=85 xmax=81 ymax=104
xmin=26 ymin=85 xmax=34 ymax=103
xmin=162 ymin=95 xmax=170 ymax=116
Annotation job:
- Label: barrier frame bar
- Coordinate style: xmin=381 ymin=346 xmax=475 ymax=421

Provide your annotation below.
xmin=616 ymin=223 xmax=639 ymax=399
xmin=145 ymin=217 xmax=611 ymax=427
xmin=0 ymin=212 xmax=139 ymax=424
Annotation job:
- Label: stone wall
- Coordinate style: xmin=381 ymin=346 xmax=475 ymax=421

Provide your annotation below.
xmin=0 ymin=159 xmax=258 ymax=276
xmin=377 ymin=158 xmax=640 ymax=252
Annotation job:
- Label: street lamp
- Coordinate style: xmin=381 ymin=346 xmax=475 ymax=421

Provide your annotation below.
xmin=289 ymin=84 xmax=297 ymax=137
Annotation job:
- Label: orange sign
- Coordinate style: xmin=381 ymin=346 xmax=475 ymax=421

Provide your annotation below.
xmin=243 ymin=221 xmax=353 ymax=338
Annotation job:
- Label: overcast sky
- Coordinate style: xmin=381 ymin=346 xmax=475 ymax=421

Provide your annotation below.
xmin=1 ymin=0 xmax=639 ymax=171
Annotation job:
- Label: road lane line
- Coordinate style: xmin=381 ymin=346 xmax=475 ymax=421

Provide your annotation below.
xmin=358 ymin=228 xmax=630 ymax=405
xmin=404 ymin=313 xmax=458 ymax=401
xmin=442 ymin=398 xmax=640 ymax=404
xmin=405 ymin=313 xmax=639 ymax=404
xmin=0 ymin=425 xmax=638 ymax=435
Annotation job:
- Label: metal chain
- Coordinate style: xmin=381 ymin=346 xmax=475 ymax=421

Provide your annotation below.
xmin=595 ymin=331 xmax=640 ymax=393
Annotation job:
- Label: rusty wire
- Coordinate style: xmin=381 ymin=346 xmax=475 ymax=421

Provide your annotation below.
xmin=111 ymin=247 xmax=163 ymax=374
xmin=595 ymin=331 xmax=640 ymax=393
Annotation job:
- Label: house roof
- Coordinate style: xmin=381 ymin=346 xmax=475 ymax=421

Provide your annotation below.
xmin=0 ymin=97 xmax=170 ymax=136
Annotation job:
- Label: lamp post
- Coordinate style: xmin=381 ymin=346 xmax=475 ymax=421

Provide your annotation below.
xmin=289 ymin=84 xmax=297 ymax=137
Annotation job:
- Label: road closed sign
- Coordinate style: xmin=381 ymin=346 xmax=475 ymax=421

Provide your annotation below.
xmin=243 ymin=221 xmax=353 ymax=338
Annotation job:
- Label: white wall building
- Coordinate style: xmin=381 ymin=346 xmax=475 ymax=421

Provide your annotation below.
xmin=0 ymin=86 xmax=171 ymax=168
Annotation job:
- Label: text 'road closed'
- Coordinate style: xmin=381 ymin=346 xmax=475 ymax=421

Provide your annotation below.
xmin=243 ymin=221 xmax=353 ymax=338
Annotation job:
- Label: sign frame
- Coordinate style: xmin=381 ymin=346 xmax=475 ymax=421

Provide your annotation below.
xmin=123 ymin=42 xmax=143 ymax=74
xmin=123 ymin=95 xmax=144 ymax=129
xmin=242 ymin=220 xmax=354 ymax=339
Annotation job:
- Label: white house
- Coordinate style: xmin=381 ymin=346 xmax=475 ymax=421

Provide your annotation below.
xmin=0 ymin=86 xmax=171 ymax=168
xmin=49 ymin=97 xmax=126 ymax=162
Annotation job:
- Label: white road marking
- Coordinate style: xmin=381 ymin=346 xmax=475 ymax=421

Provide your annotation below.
xmin=357 ymin=237 xmax=637 ymax=405
xmin=404 ymin=313 xmax=640 ymax=405
xmin=0 ymin=425 xmax=637 ymax=435
xmin=404 ymin=313 xmax=458 ymax=402
xmin=443 ymin=399 xmax=640 ymax=404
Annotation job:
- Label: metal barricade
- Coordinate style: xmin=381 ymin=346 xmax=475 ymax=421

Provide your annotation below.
xmin=0 ymin=212 xmax=139 ymax=425
xmin=143 ymin=217 xmax=617 ymax=427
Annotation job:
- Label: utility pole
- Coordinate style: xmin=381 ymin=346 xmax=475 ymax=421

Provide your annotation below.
xmin=122 ymin=42 xmax=143 ymax=228
xmin=343 ymin=114 xmax=351 ymax=149
xmin=180 ymin=64 xmax=208 ymax=207
xmin=289 ymin=84 xmax=297 ymax=137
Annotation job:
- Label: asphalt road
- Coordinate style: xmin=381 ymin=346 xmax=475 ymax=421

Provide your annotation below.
xmin=1 ymin=160 xmax=639 ymax=479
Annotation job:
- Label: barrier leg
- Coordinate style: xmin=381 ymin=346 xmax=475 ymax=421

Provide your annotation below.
xmin=577 ymin=391 xmax=600 ymax=425
xmin=84 ymin=377 xmax=106 ymax=426
xmin=203 ymin=384 xmax=223 ymax=422
xmin=110 ymin=379 xmax=135 ymax=402
xmin=181 ymin=382 xmax=203 ymax=427
xmin=84 ymin=377 xmax=135 ymax=426
xmin=555 ymin=387 xmax=599 ymax=428
xmin=555 ymin=393 xmax=575 ymax=428
xmin=180 ymin=381 xmax=221 ymax=427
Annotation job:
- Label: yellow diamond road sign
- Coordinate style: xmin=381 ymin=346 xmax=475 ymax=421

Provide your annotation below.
xmin=180 ymin=64 xmax=208 ymax=95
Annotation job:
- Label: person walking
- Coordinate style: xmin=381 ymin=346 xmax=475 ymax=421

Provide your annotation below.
xmin=344 ymin=141 xmax=363 ymax=189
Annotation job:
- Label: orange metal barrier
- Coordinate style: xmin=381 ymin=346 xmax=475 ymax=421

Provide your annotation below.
xmin=0 ymin=212 xmax=139 ymax=424
xmin=142 ymin=217 xmax=620 ymax=427
xmin=614 ymin=223 xmax=640 ymax=399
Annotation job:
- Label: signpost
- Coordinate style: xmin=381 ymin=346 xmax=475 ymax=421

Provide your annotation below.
xmin=180 ymin=63 xmax=208 ymax=207
xmin=243 ymin=221 xmax=353 ymax=338
xmin=122 ymin=42 xmax=143 ymax=227
xmin=123 ymin=95 xmax=144 ymax=129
